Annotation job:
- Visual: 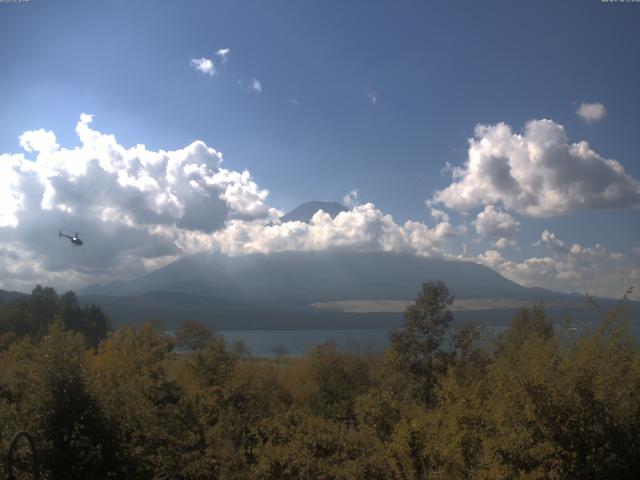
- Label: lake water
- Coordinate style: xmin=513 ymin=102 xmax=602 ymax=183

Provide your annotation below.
xmin=218 ymin=327 xmax=514 ymax=357
xmin=171 ymin=305 xmax=638 ymax=357
xmin=218 ymin=321 xmax=634 ymax=357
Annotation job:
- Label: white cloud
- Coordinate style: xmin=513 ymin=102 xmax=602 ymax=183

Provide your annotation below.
xmin=215 ymin=48 xmax=230 ymax=64
xmin=19 ymin=129 xmax=59 ymax=153
xmin=289 ymin=99 xmax=300 ymax=107
xmin=6 ymin=116 xmax=634 ymax=299
xmin=494 ymin=237 xmax=517 ymax=249
xmin=577 ymin=102 xmax=606 ymax=123
xmin=472 ymin=205 xmax=519 ymax=239
xmin=477 ymin=249 xmax=506 ymax=269
xmin=0 ymin=114 xmax=276 ymax=291
xmin=190 ymin=57 xmax=216 ymax=76
xmin=342 ymin=189 xmax=359 ymax=208
xmin=366 ymin=85 xmax=377 ymax=105
xmin=251 ymin=78 xmax=262 ymax=94
xmin=433 ymin=119 xmax=640 ymax=216
xmin=0 ymin=115 xmax=468 ymax=292
xmin=440 ymin=162 xmax=453 ymax=177
xmin=430 ymin=208 xmax=449 ymax=223
xmin=211 ymin=203 xmax=459 ymax=258
xmin=475 ymin=230 xmax=639 ymax=298
xmin=539 ymin=229 xmax=569 ymax=254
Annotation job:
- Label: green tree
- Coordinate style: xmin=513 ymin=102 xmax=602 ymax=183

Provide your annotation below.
xmin=299 ymin=341 xmax=371 ymax=424
xmin=496 ymin=303 xmax=553 ymax=355
xmin=175 ymin=320 xmax=214 ymax=352
xmin=252 ymin=408 xmax=390 ymax=480
xmin=0 ymin=322 xmax=120 ymax=479
xmin=187 ymin=333 xmax=237 ymax=389
xmin=91 ymin=323 xmax=209 ymax=479
xmin=386 ymin=280 xmax=454 ymax=407
xmin=0 ymin=286 xmax=110 ymax=349
xmin=208 ymin=363 xmax=292 ymax=479
xmin=59 ymin=291 xmax=110 ymax=348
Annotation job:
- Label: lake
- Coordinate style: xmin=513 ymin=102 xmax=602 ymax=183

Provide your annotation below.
xmin=217 ymin=316 xmax=636 ymax=357
xmin=218 ymin=326 xmax=517 ymax=357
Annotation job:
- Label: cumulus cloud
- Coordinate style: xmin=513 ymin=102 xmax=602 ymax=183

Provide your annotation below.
xmin=251 ymin=78 xmax=262 ymax=94
xmin=471 ymin=206 xmax=519 ymax=249
xmin=433 ymin=119 xmax=640 ymax=216
xmin=8 ymin=115 xmax=631 ymax=298
xmin=342 ymin=189 xmax=359 ymax=208
xmin=494 ymin=237 xmax=517 ymax=249
xmin=190 ymin=57 xmax=216 ymax=76
xmin=539 ymin=229 xmax=570 ymax=254
xmin=430 ymin=208 xmax=450 ymax=223
xmin=19 ymin=129 xmax=59 ymax=153
xmin=0 ymin=115 xmax=469 ymax=292
xmin=0 ymin=115 xmax=277 ymax=291
xmin=211 ymin=203 xmax=459 ymax=258
xmin=215 ymin=48 xmax=230 ymax=64
xmin=472 ymin=205 xmax=519 ymax=238
xmin=475 ymin=230 xmax=639 ymax=298
xmin=577 ymin=102 xmax=606 ymax=123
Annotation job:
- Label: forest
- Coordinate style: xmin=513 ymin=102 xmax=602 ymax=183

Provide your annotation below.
xmin=0 ymin=281 xmax=639 ymax=479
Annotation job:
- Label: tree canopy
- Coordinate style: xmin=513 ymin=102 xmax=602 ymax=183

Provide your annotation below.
xmin=1 ymin=282 xmax=639 ymax=479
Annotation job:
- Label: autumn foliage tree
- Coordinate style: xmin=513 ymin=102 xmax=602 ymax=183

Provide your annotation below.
xmin=1 ymin=282 xmax=640 ymax=479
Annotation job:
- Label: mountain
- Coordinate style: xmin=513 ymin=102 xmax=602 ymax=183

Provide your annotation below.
xmin=77 ymin=290 xmax=409 ymax=330
xmin=0 ymin=289 xmax=28 ymax=304
xmin=280 ymin=201 xmax=348 ymax=223
xmin=79 ymin=250 xmax=557 ymax=301
xmin=76 ymin=201 xmax=624 ymax=330
xmin=75 ymin=250 xmax=605 ymax=330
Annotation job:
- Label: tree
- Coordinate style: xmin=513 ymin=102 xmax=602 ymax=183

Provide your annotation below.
xmin=0 ymin=322 xmax=120 ymax=479
xmin=231 ymin=339 xmax=251 ymax=359
xmin=175 ymin=320 xmax=214 ymax=352
xmin=59 ymin=291 xmax=110 ymax=348
xmin=0 ymin=286 xmax=110 ymax=349
xmin=252 ymin=408 xmax=390 ymax=480
xmin=91 ymin=323 xmax=208 ymax=479
xmin=387 ymin=280 xmax=454 ymax=407
xmin=495 ymin=303 xmax=553 ymax=357
xmin=187 ymin=334 xmax=237 ymax=388
xmin=300 ymin=341 xmax=371 ymax=424
xmin=271 ymin=344 xmax=289 ymax=363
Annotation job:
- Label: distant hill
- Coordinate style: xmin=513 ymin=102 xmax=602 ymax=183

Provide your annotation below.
xmin=280 ymin=201 xmax=348 ymax=223
xmin=0 ymin=289 xmax=28 ymax=304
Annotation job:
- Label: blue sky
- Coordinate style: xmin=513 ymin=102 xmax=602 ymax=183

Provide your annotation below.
xmin=1 ymin=0 xmax=639 ymax=296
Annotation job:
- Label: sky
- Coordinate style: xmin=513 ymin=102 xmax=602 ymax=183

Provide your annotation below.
xmin=1 ymin=0 xmax=639 ymax=298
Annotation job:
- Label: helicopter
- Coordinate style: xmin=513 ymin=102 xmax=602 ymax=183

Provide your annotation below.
xmin=59 ymin=230 xmax=84 ymax=246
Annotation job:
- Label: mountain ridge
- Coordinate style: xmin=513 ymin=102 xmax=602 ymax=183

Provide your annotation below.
xmin=79 ymin=250 xmax=560 ymax=301
xmin=280 ymin=201 xmax=348 ymax=223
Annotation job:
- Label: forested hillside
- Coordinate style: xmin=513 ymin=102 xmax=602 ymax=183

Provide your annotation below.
xmin=0 ymin=285 xmax=110 ymax=349
xmin=0 ymin=283 xmax=639 ymax=479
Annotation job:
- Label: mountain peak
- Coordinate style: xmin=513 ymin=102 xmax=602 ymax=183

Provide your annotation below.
xmin=280 ymin=201 xmax=348 ymax=223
